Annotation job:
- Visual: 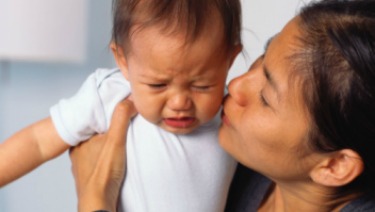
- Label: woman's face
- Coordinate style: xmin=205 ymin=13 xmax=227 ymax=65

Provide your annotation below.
xmin=220 ymin=17 xmax=323 ymax=181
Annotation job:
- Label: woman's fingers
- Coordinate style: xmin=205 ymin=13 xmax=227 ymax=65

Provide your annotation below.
xmin=107 ymin=97 xmax=137 ymax=147
xmin=69 ymin=97 xmax=137 ymax=212
xmin=89 ymin=97 xmax=137 ymax=181
xmin=69 ymin=134 xmax=105 ymax=196
xmin=86 ymin=97 xmax=137 ymax=211
xmin=94 ymin=97 xmax=137 ymax=169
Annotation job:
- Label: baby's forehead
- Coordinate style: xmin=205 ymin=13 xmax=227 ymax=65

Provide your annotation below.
xmin=113 ymin=0 xmax=241 ymax=58
xmin=126 ymin=23 xmax=228 ymax=66
xmin=128 ymin=11 xmax=226 ymax=47
xmin=131 ymin=0 xmax=223 ymax=32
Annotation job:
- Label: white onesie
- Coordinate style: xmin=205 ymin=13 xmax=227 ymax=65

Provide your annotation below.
xmin=50 ymin=68 xmax=236 ymax=212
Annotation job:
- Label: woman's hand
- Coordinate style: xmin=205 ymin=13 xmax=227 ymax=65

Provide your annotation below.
xmin=70 ymin=98 xmax=137 ymax=212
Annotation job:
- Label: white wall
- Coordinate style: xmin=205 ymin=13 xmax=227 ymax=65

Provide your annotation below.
xmin=0 ymin=1 xmax=114 ymax=211
xmin=229 ymin=0 xmax=309 ymax=81
xmin=0 ymin=0 xmax=310 ymax=211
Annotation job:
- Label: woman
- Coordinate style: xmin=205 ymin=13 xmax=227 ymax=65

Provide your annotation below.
xmin=70 ymin=0 xmax=375 ymax=211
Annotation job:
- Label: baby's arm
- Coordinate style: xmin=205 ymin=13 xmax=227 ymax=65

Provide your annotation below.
xmin=0 ymin=117 xmax=70 ymax=186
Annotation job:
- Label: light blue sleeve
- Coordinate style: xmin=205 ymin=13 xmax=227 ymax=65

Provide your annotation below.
xmin=50 ymin=68 xmax=131 ymax=146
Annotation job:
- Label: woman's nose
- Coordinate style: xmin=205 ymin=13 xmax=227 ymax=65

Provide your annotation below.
xmin=228 ymin=72 xmax=252 ymax=106
xmin=167 ymin=92 xmax=192 ymax=111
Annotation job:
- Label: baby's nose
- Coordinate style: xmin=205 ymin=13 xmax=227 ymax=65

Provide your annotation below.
xmin=167 ymin=93 xmax=192 ymax=111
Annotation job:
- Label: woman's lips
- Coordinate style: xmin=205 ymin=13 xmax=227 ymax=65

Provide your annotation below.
xmin=221 ymin=95 xmax=231 ymax=126
xmin=163 ymin=117 xmax=196 ymax=128
xmin=221 ymin=110 xmax=231 ymax=126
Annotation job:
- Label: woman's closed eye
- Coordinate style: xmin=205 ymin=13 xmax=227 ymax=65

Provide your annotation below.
xmin=259 ymin=91 xmax=269 ymax=106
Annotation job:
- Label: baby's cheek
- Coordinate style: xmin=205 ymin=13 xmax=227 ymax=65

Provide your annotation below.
xmin=198 ymin=105 xmax=221 ymax=122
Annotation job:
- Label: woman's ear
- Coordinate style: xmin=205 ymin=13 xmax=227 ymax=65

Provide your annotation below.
xmin=111 ymin=42 xmax=129 ymax=80
xmin=310 ymin=149 xmax=363 ymax=187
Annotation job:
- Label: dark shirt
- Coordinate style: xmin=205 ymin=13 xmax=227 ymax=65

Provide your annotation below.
xmin=225 ymin=164 xmax=375 ymax=212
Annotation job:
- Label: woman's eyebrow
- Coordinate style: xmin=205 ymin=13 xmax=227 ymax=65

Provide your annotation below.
xmin=263 ymin=34 xmax=281 ymax=103
xmin=263 ymin=65 xmax=281 ymax=104
xmin=263 ymin=35 xmax=277 ymax=90
xmin=264 ymin=34 xmax=278 ymax=52
xmin=264 ymin=66 xmax=278 ymax=91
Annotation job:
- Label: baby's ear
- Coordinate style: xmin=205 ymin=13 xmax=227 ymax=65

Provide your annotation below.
xmin=111 ymin=42 xmax=129 ymax=80
xmin=310 ymin=149 xmax=363 ymax=187
xmin=228 ymin=44 xmax=242 ymax=68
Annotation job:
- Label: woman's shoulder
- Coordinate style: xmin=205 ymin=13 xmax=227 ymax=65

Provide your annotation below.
xmin=225 ymin=163 xmax=272 ymax=212
xmin=341 ymin=195 xmax=375 ymax=212
xmin=225 ymin=164 xmax=375 ymax=212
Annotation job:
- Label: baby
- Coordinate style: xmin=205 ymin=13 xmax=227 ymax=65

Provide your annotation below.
xmin=0 ymin=0 xmax=242 ymax=211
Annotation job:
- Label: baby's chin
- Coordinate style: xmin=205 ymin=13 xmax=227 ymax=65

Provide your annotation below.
xmin=161 ymin=127 xmax=198 ymax=135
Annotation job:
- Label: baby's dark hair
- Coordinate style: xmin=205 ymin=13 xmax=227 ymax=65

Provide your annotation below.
xmin=295 ymin=0 xmax=375 ymax=197
xmin=112 ymin=0 xmax=242 ymax=55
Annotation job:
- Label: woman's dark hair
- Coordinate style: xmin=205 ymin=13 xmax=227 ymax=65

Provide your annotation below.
xmin=295 ymin=0 xmax=375 ymax=196
xmin=112 ymin=0 xmax=242 ymax=54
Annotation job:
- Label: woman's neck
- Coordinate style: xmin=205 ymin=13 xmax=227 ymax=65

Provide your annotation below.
xmin=258 ymin=182 xmax=361 ymax=212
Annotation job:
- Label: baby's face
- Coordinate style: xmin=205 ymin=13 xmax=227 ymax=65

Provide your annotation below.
xmin=115 ymin=23 xmax=239 ymax=134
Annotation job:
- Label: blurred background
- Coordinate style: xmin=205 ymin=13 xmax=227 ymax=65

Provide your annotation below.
xmin=0 ymin=0 xmax=309 ymax=211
